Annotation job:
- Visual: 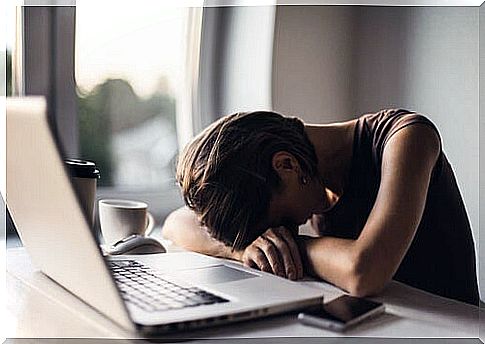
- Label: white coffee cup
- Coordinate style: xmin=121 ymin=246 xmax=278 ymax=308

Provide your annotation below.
xmin=98 ymin=199 xmax=155 ymax=245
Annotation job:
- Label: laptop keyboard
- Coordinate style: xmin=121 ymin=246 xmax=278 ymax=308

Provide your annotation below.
xmin=109 ymin=260 xmax=229 ymax=313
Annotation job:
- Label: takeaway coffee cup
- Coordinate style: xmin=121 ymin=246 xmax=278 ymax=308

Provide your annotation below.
xmin=98 ymin=199 xmax=155 ymax=245
xmin=65 ymin=159 xmax=100 ymax=226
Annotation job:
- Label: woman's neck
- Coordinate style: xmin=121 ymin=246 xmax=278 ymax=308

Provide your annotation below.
xmin=304 ymin=119 xmax=358 ymax=197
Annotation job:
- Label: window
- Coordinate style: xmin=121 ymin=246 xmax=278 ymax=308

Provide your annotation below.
xmin=7 ymin=4 xmax=202 ymax=247
xmin=74 ymin=3 xmax=200 ymax=222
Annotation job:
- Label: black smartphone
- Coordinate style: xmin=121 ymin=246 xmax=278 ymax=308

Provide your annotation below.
xmin=297 ymin=295 xmax=385 ymax=332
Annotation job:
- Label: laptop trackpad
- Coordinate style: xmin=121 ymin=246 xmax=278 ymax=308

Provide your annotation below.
xmin=173 ymin=265 xmax=259 ymax=285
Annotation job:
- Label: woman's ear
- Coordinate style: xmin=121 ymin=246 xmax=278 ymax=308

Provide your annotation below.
xmin=272 ymin=151 xmax=300 ymax=179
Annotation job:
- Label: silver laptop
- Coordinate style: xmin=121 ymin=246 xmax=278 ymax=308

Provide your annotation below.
xmin=6 ymin=97 xmax=324 ymax=336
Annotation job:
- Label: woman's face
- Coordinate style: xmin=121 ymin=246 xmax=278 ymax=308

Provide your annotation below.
xmin=266 ymin=177 xmax=327 ymax=232
xmin=261 ymin=152 xmax=328 ymax=233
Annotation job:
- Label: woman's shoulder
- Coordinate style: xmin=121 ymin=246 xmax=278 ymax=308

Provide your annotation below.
xmin=355 ymin=108 xmax=441 ymax=159
xmin=358 ymin=108 xmax=438 ymax=132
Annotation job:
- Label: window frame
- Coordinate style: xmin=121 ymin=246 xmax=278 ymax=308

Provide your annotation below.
xmin=16 ymin=4 xmax=203 ymax=223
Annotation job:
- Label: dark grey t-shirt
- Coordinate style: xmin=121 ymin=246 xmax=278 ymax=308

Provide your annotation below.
xmin=312 ymin=108 xmax=479 ymax=305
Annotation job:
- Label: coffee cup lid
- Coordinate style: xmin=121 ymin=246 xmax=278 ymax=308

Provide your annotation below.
xmin=64 ymin=158 xmax=100 ymax=179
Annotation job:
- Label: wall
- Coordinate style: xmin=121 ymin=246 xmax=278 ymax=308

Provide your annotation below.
xmin=273 ymin=5 xmax=480 ymax=296
xmin=219 ymin=6 xmax=275 ymax=115
xmin=273 ymin=6 xmax=355 ymax=122
xmin=199 ymin=6 xmax=275 ymax=123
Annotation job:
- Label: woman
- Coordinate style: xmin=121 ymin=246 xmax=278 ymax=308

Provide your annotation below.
xmin=163 ymin=109 xmax=479 ymax=305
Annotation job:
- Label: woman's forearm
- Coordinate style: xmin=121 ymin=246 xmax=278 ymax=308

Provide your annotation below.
xmin=162 ymin=207 xmax=242 ymax=260
xmin=300 ymin=236 xmax=357 ymax=287
xmin=299 ymin=236 xmax=384 ymax=296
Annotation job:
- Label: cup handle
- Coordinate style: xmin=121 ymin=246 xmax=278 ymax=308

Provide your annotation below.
xmin=145 ymin=212 xmax=156 ymax=236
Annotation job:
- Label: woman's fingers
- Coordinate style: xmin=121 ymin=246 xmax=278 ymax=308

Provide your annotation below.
xmin=264 ymin=229 xmax=298 ymax=280
xmin=256 ymin=236 xmax=285 ymax=277
xmin=240 ymin=227 xmax=304 ymax=280
xmin=277 ymin=227 xmax=304 ymax=280
xmin=242 ymin=245 xmax=272 ymax=273
xmin=241 ymin=237 xmax=285 ymax=276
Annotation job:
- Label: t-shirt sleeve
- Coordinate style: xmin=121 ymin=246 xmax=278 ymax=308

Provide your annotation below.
xmin=371 ymin=109 xmax=442 ymax=164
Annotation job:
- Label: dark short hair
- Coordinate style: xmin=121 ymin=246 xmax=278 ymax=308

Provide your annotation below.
xmin=176 ymin=111 xmax=318 ymax=250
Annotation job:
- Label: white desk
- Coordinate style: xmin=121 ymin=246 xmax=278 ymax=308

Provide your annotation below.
xmin=6 ymin=246 xmax=480 ymax=340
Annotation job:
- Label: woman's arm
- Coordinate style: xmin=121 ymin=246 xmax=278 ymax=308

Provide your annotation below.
xmin=163 ymin=207 xmax=303 ymax=280
xmin=162 ymin=206 xmax=240 ymax=259
xmin=299 ymin=123 xmax=441 ymax=296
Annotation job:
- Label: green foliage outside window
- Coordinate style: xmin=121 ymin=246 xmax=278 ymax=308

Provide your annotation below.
xmin=77 ymin=78 xmax=176 ymax=186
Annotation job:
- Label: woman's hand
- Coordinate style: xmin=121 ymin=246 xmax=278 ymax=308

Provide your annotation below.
xmin=237 ymin=227 xmax=304 ymax=280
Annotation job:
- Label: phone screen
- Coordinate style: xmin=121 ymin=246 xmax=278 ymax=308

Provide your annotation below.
xmin=305 ymin=295 xmax=383 ymax=324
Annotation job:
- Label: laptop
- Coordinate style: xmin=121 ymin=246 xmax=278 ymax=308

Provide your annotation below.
xmin=6 ymin=97 xmax=324 ymax=336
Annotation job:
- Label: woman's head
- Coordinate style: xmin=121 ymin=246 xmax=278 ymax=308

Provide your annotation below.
xmin=176 ymin=111 xmax=323 ymax=250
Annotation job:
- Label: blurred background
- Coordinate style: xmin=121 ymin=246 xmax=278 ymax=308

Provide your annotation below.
xmin=4 ymin=2 xmax=484 ymax=300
